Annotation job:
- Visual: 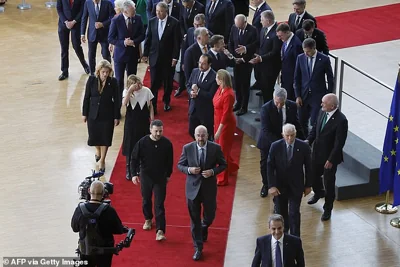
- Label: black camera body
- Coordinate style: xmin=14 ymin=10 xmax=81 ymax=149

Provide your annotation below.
xmin=78 ymin=170 xmax=114 ymax=203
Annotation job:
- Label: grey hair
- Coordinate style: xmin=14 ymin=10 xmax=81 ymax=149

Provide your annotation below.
xmin=273 ymin=87 xmax=287 ymax=101
xmin=194 ymin=13 xmax=205 ymax=23
xmin=194 ymin=27 xmax=208 ymax=38
xmin=282 ymin=123 xmax=297 ymax=134
xmin=122 ymin=0 xmax=135 ymax=11
xmin=114 ymin=0 xmax=126 ymax=10
xmin=302 ymin=38 xmax=316 ymax=49
xmin=325 ymin=93 xmax=339 ymax=108
xmin=261 ymin=10 xmax=275 ymax=21
xmin=268 ymin=214 xmax=285 ymax=227
xmin=156 ymin=1 xmax=168 ymax=11
xmin=235 ymin=14 xmax=247 ymax=23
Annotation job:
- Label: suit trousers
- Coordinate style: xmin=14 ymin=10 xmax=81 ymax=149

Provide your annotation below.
xmin=58 ymin=25 xmax=87 ymax=74
xmin=233 ymin=63 xmax=253 ymax=110
xmin=259 ymin=149 xmax=269 ymax=186
xmin=260 ymin=72 xmax=280 ymax=104
xmin=312 ymin=162 xmax=338 ymax=212
xmin=114 ymin=58 xmax=139 ymax=99
xmin=140 ymin=174 xmax=167 ymax=233
xmin=81 ymin=254 xmax=112 ymax=267
xmin=187 ymin=183 xmax=217 ymax=250
xmin=88 ymin=40 xmax=111 ymax=75
xmin=189 ymin=111 xmax=214 ymax=141
xmin=298 ymin=98 xmax=321 ymax=137
xmin=150 ymin=63 xmax=175 ymax=110
xmin=273 ymin=189 xmax=302 ymax=237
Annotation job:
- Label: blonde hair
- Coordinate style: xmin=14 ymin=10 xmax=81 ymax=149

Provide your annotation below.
xmin=114 ymin=0 xmax=125 ymax=14
xmin=95 ymin=60 xmax=114 ymax=78
xmin=126 ymin=74 xmax=142 ymax=89
xmin=217 ymin=69 xmax=233 ymax=88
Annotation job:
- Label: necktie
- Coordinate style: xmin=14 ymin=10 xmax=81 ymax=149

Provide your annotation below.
xmin=295 ymin=15 xmax=301 ymax=27
xmin=158 ymin=20 xmax=164 ymax=39
xmin=198 ymin=72 xmax=204 ymax=83
xmin=187 ymin=8 xmax=191 ymax=18
xmin=216 ymin=53 xmax=220 ymax=60
xmin=287 ymin=144 xmax=293 ymax=161
xmin=69 ymin=0 xmax=73 ymax=8
xmin=308 ymin=56 xmax=313 ymax=77
xmin=95 ymin=3 xmax=100 ymax=19
xmin=281 ymin=42 xmax=287 ymax=59
xmin=278 ymin=108 xmax=283 ymax=126
xmin=320 ymin=112 xmax=328 ymax=131
xmin=127 ymin=18 xmax=132 ymax=35
xmin=275 ymin=241 xmax=283 ymax=267
xmin=203 ymin=46 xmax=208 ymax=53
xmin=209 ymin=1 xmax=216 ymax=15
xmin=199 ymin=148 xmax=205 ymax=169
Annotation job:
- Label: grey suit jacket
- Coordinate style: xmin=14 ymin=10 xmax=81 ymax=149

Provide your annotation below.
xmin=177 ymin=141 xmax=227 ymax=200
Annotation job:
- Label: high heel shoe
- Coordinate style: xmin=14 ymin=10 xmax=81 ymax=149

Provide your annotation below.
xmin=99 ymin=167 xmax=105 ymax=173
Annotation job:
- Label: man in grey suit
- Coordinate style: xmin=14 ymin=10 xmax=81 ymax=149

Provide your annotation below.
xmin=177 ymin=125 xmax=227 ymax=261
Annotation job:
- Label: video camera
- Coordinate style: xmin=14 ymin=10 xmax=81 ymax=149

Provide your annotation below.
xmin=78 ymin=170 xmax=114 ymax=203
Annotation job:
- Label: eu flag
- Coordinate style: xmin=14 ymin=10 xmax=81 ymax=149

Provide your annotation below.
xmin=379 ymin=75 xmax=400 ymax=206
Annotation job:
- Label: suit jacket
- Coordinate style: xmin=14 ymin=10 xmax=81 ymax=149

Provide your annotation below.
xmin=180 ymin=1 xmax=205 ymax=35
xmin=208 ymin=50 xmax=235 ymax=71
xmin=206 ymin=0 xmax=235 ymax=42
xmin=267 ymin=139 xmax=312 ymax=196
xmin=108 ymin=14 xmax=145 ymax=63
xmin=281 ymin=34 xmax=303 ymax=92
xmin=184 ymin=43 xmax=209 ymax=81
xmin=82 ymin=76 xmax=121 ymax=120
xmin=228 ymin=23 xmax=258 ymax=63
xmin=287 ymin=11 xmax=317 ymax=33
xmin=253 ymin=23 xmax=282 ymax=75
xmin=251 ymin=2 xmax=272 ymax=34
xmin=232 ymin=0 xmax=249 ymax=16
xmin=81 ymin=0 xmax=116 ymax=42
xmin=294 ymin=52 xmax=334 ymax=102
xmin=152 ymin=1 xmax=181 ymax=19
xmin=307 ymin=109 xmax=348 ymax=165
xmin=186 ymin=68 xmax=218 ymax=120
xmin=295 ymin=28 xmax=329 ymax=55
xmin=251 ymin=234 xmax=305 ymax=267
xmin=177 ymin=141 xmax=227 ymax=200
xmin=57 ymin=0 xmax=85 ymax=29
xmin=143 ymin=15 xmax=181 ymax=67
xmin=256 ymin=100 xmax=304 ymax=151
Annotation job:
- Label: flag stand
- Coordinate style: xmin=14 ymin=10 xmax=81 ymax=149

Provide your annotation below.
xmin=375 ymin=191 xmax=398 ymax=214
xmin=390 ymin=217 xmax=400 ymax=228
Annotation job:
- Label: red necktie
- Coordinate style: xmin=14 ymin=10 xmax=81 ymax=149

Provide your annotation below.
xmin=69 ymin=0 xmax=73 ymax=8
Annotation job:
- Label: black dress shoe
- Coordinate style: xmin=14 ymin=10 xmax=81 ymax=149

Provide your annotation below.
xmin=307 ymin=195 xmax=323 ymax=205
xmin=255 ymin=117 xmax=261 ymax=122
xmin=255 ymin=91 xmax=263 ymax=96
xmin=83 ymin=64 xmax=90 ymax=74
xmin=174 ymin=87 xmax=184 ymax=97
xmin=321 ymin=210 xmax=331 ymax=221
xmin=58 ymin=73 xmax=68 ymax=81
xmin=236 ymin=108 xmax=247 ymax=116
xmin=233 ymin=105 xmax=241 ymax=112
xmin=192 ymin=249 xmax=202 ymax=261
xmin=164 ymin=104 xmax=171 ymax=111
xmin=202 ymin=226 xmax=208 ymax=242
xmin=260 ymin=185 xmax=268 ymax=198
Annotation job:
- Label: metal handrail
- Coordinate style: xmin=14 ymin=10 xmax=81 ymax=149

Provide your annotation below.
xmin=328 ymin=53 xmax=339 ymax=94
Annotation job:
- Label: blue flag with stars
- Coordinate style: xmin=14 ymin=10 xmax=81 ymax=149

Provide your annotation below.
xmin=379 ymin=75 xmax=400 ymax=206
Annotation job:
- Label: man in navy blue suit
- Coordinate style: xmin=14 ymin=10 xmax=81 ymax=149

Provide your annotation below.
xmin=206 ymin=0 xmax=235 ymax=43
xmin=108 ymin=0 xmax=145 ymax=97
xmin=180 ymin=0 xmax=205 ymax=36
xmin=287 ymin=0 xmax=317 ymax=33
xmin=251 ymin=0 xmax=272 ymax=34
xmin=267 ymin=123 xmax=312 ymax=237
xmin=143 ymin=1 xmax=181 ymax=113
xmin=151 ymin=0 xmax=181 ymax=19
xmin=294 ymin=38 xmax=334 ymax=137
xmin=208 ymin=34 xmax=235 ymax=71
xmin=81 ymin=0 xmax=116 ymax=76
xmin=56 ymin=0 xmax=90 ymax=81
xmin=276 ymin=23 xmax=303 ymax=101
xmin=251 ymin=214 xmax=305 ymax=267
xmin=256 ymin=88 xmax=303 ymax=198
xmin=186 ymin=54 xmax=218 ymax=139
xmin=184 ymin=27 xmax=210 ymax=83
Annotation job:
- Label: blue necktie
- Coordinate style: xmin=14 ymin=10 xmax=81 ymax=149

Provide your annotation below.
xmin=287 ymin=145 xmax=293 ymax=162
xmin=276 ymin=241 xmax=283 ymax=267
xmin=308 ymin=56 xmax=314 ymax=77
xmin=95 ymin=3 xmax=100 ymax=19
xmin=281 ymin=42 xmax=287 ymax=59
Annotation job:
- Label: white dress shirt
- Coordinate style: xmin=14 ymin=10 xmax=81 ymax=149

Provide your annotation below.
xmin=158 ymin=17 xmax=167 ymax=39
xmin=295 ymin=11 xmax=305 ymax=26
xmin=94 ymin=0 xmax=101 ymax=12
xmin=283 ymin=33 xmax=294 ymax=53
xmin=198 ymin=67 xmax=211 ymax=83
xmin=281 ymin=105 xmax=287 ymax=124
xmin=271 ymin=234 xmax=284 ymax=267
xmin=326 ymin=108 xmax=338 ymax=122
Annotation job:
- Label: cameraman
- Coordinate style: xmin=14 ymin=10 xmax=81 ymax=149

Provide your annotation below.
xmin=71 ymin=180 xmax=125 ymax=267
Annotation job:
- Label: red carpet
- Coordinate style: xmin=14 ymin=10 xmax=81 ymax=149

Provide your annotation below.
xmin=316 ymin=3 xmax=400 ymax=50
xmin=109 ymin=67 xmax=244 ymax=266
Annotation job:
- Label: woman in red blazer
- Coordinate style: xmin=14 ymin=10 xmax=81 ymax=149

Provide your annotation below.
xmin=213 ymin=69 xmax=239 ymax=186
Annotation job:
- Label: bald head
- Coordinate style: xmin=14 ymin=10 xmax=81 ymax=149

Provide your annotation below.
xmin=194 ymin=125 xmax=208 ymax=147
xmin=321 ymin=93 xmax=339 ymax=112
xmin=90 ymin=180 xmax=105 ymax=198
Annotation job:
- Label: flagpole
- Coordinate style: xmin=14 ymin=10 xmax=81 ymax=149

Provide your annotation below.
xmin=375 ymin=191 xmax=398 ymax=214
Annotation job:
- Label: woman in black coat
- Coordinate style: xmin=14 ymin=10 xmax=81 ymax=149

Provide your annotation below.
xmin=82 ymin=60 xmax=121 ymax=172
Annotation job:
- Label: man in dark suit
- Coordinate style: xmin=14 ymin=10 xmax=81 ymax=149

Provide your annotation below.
xmin=208 ymin=34 xmax=235 ymax=71
xmin=228 ymin=14 xmax=258 ymax=116
xmin=276 ymin=23 xmax=303 ymax=101
xmin=287 ymin=0 xmax=317 ymax=33
xmin=306 ymin=93 xmax=348 ymax=221
xmin=295 ymin=19 xmax=329 ymax=55
xmin=177 ymin=125 xmax=227 ymax=261
xmin=267 ymin=123 xmax=312 ymax=237
xmin=151 ymin=0 xmax=181 ymax=19
xmin=206 ymin=0 xmax=235 ymax=43
xmin=249 ymin=10 xmax=282 ymax=105
xmin=56 ymin=0 xmax=90 ymax=80
xmin=184 ymin=27 xmax=210 ymax=82
xmin=180 ymin=0 xmax=205 ymax=36
xmin=294 ymin=38 xmax=334 ymax=137
xmin=251 ymin=214 xmax=305 ymax=267
xmin=251 ymin=0 xmax=272 ymax=34
xmin=143 ymin=1 xmax=181 ymax=113
xmin=81 ymin=0 xmax=115 ymax=76
xmin=232 ymin=0 xmax=249 ymax=17
xmin=186 ymin=54 xmax=218 ymax=139
xmin=256 ymin=88 xmax=303 ymax=198
xmin=108 ymin=0 xmax=145 ymax=97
